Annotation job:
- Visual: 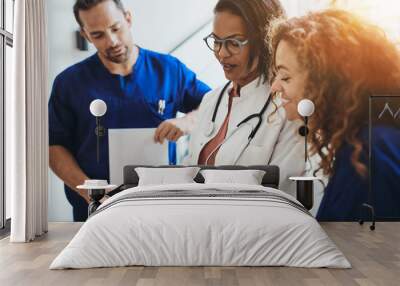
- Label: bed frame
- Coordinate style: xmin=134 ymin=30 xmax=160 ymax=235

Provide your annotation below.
xmin=88 ymin=165 xmax=280 ymax=215
xmin=121 ymin=165 xmax=280 ymax=190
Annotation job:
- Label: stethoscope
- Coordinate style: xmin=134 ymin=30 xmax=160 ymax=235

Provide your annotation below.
xmin=205 ymin=81 xmax=272 ymax=140
xmin=203 ymin=81 xmax=272 ymax=164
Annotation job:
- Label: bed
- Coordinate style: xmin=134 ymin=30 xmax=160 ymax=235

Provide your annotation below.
xmin=50 ymin=165 xmax=350 ymax=269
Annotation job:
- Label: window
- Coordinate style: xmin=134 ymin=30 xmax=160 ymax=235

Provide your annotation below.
xmin=0 ymin=0 xmax=14 ymax=233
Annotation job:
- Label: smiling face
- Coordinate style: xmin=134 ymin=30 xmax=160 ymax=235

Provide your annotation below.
xmin=79 ymin=0 xmax=134 ymax=64
xmin=271 ymin=40 xmax=308 ymax=121
xmin=212 ymin=11 xmax=258 ymax=87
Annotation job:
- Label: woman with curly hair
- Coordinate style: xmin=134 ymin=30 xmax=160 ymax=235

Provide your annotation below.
xmin=269 ymin=9 xmax=400 ymax=220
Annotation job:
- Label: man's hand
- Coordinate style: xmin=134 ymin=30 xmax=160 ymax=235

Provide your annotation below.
xmin=154 ymin=120 xmax=184 ymax=143
xmin=49 ymin=145 xmax=91 ymax=204
xmin=153 ymin=110 xmax=199 ymax=143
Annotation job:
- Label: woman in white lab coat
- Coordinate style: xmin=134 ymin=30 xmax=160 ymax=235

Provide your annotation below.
xmin=186 ymin=0 xmax=305 ymax=195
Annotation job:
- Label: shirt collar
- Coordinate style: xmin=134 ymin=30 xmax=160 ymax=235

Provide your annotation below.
xmin=230 ymin=76 xmax=268 ymax=101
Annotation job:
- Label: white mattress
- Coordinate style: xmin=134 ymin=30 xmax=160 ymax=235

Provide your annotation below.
xmin=50 ymin=183 xmax=350 ymax=269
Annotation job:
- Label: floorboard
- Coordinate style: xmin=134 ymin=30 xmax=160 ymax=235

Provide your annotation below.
xmin=0 ymin=222 xmax=399 ymax=286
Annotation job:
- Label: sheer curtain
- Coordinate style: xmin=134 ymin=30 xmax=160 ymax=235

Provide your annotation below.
xmin=8 ymin=0 xmax=48 ymax=242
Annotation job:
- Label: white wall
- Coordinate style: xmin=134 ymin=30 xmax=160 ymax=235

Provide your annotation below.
xmin=47 ymin=0 xmax=221 ymax=221
xmin=172 ymin=22 xmax=225 ymax=88
xmin=281 ymin=0 xmax=330 ymax=17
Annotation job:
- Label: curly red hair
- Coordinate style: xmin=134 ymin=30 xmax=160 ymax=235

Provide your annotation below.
xmin=268 ymin=9 xmax=400 ymax=176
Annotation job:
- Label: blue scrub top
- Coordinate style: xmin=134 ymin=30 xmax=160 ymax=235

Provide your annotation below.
xmin=317 ymin=125 xmax=400 ymax=221
xmin=49 ymin=47 xmax=211 ymax=183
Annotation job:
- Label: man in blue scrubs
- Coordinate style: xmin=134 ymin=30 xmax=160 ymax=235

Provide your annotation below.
xmin=48 ymin=0 xmax=210 ymax=221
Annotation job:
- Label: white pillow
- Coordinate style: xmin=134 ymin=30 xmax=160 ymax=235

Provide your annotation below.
xmin=135 ymin=167 xmax=200 ymax=186
xmin=200 ymin=169 xmax=266 ymax=185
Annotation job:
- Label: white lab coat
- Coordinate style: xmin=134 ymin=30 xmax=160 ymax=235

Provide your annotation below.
xmin=185 ymin=77 xmax=305 ymax=196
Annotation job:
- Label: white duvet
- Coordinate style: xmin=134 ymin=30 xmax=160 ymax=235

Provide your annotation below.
xmin=50 ymin=183 xmax=350 ymax=269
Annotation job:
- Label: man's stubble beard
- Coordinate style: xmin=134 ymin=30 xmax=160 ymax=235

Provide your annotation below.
xmin=105 ymin=45 xmax=130 ymax=64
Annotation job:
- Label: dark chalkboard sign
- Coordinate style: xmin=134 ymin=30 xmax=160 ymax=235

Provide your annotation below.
xmin=366 ymin=95 xmax=400 ymax=223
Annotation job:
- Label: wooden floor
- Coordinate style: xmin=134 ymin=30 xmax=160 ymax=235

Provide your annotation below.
xmin=0 ymin=222 xmax=399 ymax=286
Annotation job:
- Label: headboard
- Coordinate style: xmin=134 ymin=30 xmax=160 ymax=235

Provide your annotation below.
xmin=121 ymin=165 xmax=280 ymax=189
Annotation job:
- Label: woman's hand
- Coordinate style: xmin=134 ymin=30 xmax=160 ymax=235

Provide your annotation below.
xmin=154 ymin=120 xmax=184 ymax=143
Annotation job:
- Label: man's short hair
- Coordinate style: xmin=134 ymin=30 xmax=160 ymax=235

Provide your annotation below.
xmin=73 ymin=0 xmax=125 ymax=27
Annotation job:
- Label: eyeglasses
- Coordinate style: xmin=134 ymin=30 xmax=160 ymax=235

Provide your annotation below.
xmin=203 ymin=34 xmax=249 ymax=55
